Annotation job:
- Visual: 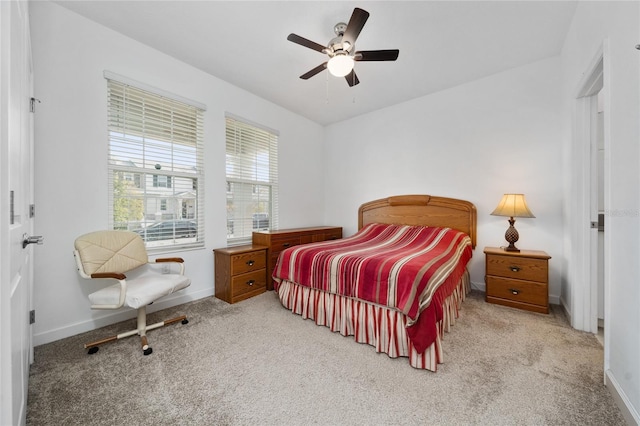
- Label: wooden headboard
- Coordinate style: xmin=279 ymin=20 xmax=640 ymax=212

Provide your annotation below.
xmin=358 ymin=195 xmax=477 ymax=248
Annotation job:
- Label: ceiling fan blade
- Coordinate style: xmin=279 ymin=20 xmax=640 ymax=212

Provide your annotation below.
xmin=345 ymin=70 xmax=360 ymax=87
xmin=287 ymin=33 xmax=326 ymax=53
xmin=300 ymin=62 xmax=327 ymax=80
xmin=342 ymin=8 xmax=369 ymax=48
xmin=354 ymin=50 xmax=400 ymax=61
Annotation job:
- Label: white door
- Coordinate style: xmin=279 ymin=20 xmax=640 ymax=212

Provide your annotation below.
xmin=0 ymin=1 xmax=36 ymax=425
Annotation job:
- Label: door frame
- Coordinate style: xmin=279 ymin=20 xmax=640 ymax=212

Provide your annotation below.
xmin=571 ymin=40 xmax=610 ymax=360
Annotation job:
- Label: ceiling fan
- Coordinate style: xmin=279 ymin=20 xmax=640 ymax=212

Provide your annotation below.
xmin=287 ymin=7 xmax=399 ymax=87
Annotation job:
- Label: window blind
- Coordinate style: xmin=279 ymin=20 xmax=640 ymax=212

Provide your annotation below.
xmin=107 ymin=78 xmax=205 ymax=250
xmin=225 ymin=115 xmax=278 ymax=245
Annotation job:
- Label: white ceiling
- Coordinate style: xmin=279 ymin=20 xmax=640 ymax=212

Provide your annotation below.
xmin=53 ymin=1 xmax=578 ymax=125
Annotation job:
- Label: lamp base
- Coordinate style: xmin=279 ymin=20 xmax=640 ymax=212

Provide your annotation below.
xmin=503 ymin=218 xmax=520 ymax=252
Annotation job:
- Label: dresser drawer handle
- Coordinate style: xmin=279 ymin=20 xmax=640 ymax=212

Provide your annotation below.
xmin=246 ymin=260 xmax=255 ymax=266
xmin=509 ymin=266 xmax=521 ymax=272
xmin=509 ymin=288 xmax=520 ymax=295
xmin=246 ymin=280 xmax=255 ymax=286
xmin=282 ymin=243 xmax=291 ymax=248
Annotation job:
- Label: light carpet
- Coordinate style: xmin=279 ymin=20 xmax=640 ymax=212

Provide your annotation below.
xmin=27 ymin=291 xmax=625 ymax=425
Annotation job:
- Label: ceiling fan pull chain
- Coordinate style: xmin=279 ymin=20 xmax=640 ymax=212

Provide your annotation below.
xmin=325 ymin=71 xmax=330 ymax=104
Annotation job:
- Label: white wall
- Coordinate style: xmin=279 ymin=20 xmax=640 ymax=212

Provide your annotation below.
xmin=30 ymin=1 xmax=325 ymax=345
xmin=560 ymin=1 xmax=640 ymax=422
xmin=323 ymin=57 xmax=564 ymax=300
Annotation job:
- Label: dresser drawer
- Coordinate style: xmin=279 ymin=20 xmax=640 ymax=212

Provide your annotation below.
xmin=486 ymin=276 xmax=547 ymax=306
xmin=231 ymin=251 xmax=266 ymax=275
xmin=485 ymin=254 xmax=548 ymax=283
xmin=270 ymin=253 xmax=283 ymax=273
xmin=270 ymin=235 xmax=301 ymax=252
xmin=321 ymin=230 xmax=342 ymax=241
xmin=231 ymin=270 xmax=267 ymax=299
xmin=253 ymin=226 xmax=342 ymax=290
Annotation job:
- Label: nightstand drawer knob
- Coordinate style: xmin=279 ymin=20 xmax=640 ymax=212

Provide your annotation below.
xmin=510 ymin=288 xmax=521 ymax=295
xmin=246 ymin=280 xmax=255 ymax=286
xmin=510 ymin=266 xmax=521 ymax=272
xmin=246 ymin=260 xmax=255 ymax=266
xmin=282 ymin=243 xmax=291 ymax=248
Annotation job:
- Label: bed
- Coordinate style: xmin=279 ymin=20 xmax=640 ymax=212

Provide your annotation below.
xmin=272 ymin=195 xmax=477 ymax=371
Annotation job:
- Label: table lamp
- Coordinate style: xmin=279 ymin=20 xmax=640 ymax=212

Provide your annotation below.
xmin=491 ymin=194 xmax=535 ymax=252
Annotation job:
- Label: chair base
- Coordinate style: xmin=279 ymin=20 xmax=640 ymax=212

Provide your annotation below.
xmin=84 ymin=306 xmax=188 ymax=355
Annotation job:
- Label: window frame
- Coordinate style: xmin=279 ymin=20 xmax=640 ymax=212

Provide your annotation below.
xmin=106 ymin=72 xmax=206 ymax=252
xmin=225 ymin=114 xmax=279 ymax=246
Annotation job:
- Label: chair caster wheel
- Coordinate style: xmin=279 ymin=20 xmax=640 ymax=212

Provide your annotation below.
xmin=181 ymin=319 xmax=189 ymax=325
xmin=143 ymin=347 xmax=153 ymax=356
xmin=87 ymin=347 xmax=99 ymax=355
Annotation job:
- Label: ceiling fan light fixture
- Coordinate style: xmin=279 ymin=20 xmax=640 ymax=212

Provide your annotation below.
xmin=327 ymin=53 xmax=354 ymax=77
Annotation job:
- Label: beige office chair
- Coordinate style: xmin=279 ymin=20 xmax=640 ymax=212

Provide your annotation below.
xmin=74 ymin=230 xmax=191 ymax=355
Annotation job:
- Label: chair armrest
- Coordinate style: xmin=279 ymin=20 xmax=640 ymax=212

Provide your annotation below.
xmin=91 ymin=272 xmax=126 ymax=280
xmin=153 ymin=257 xmax=186 ymax=275
xmin=86 ymin=273 xmax=128 ymax=309
xmin=155 ymin=257 xmax=184 ymax=263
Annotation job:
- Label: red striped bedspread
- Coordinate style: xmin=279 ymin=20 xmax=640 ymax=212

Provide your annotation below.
xmin=273 ymin=223 xmax=472 ymax=350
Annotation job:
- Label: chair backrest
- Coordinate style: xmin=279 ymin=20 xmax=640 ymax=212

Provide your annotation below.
xmin=74 ymin=230 xmax=148 ymax=276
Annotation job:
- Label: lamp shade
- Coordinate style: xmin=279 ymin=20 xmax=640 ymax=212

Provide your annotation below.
xmin=327 ymin=54 xmax=354 ymax=77
xmin=491 ymin=194 xmax=535 ymax=218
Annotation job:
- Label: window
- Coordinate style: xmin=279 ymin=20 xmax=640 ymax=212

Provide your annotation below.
xmin=107 ymin=75 xmax=205 ymax=250
xmin=153 ymin=175 xmax=172 ymax=188
xmin=225 ymin=115 xmax=278 ymax=245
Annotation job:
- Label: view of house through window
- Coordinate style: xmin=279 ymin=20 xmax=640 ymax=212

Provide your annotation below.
xmin=107 ymin=77 xmax=205 ymax=249
xmin=225 ymin=115 xmax=278 ymax=245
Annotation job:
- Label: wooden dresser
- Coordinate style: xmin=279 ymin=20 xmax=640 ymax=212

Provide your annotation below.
xmin=213 ymin=245 xmax=267 ymax=304
xmin=253 ymin=226 xmax=342 ymax=290
xmin=484 ymin=246 xmax=551 ymax=314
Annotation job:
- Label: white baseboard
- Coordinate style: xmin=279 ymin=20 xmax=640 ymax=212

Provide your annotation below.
xmin=470 ymin=280 xmax=486 ymax=292
xmin=32 ymin=287 xmax=214 ymax=347
xmin=559 ymin=296 xmax=572 ymax=324
xmin=605 ymin=369 xmax=640 ymax=425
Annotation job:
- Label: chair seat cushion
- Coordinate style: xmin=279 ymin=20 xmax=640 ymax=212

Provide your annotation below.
xmin=88 ymin=272 xmax=191 ymax=310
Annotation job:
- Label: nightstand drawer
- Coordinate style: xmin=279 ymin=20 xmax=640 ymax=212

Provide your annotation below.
xmin=231 ymin=270 xmax=267 ymax=298
xmin=231 ymin=251 xmax=266 ymax=275
xmin=486 ymin=276 xmax=548 ymax=306
xmin=485 ymin=254 xmax=548 ymax=282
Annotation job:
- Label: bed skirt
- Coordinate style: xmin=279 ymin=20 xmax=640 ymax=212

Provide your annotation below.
xmin=275 ymin=270 xmax=470 ymax=371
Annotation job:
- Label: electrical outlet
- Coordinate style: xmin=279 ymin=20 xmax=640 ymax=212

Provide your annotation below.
xmin=161 ymin=264 xmax=170 ymax=274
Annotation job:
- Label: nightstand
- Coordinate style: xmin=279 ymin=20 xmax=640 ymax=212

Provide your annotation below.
xmin=214 ymin=245 xmax=267 ymax=304
xmin=484 ymin=246 xmax=551 ymax=314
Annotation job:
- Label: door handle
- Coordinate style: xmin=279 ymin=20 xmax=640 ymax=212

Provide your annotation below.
xmin=22 ymin=234 xmax=43 ymax=249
